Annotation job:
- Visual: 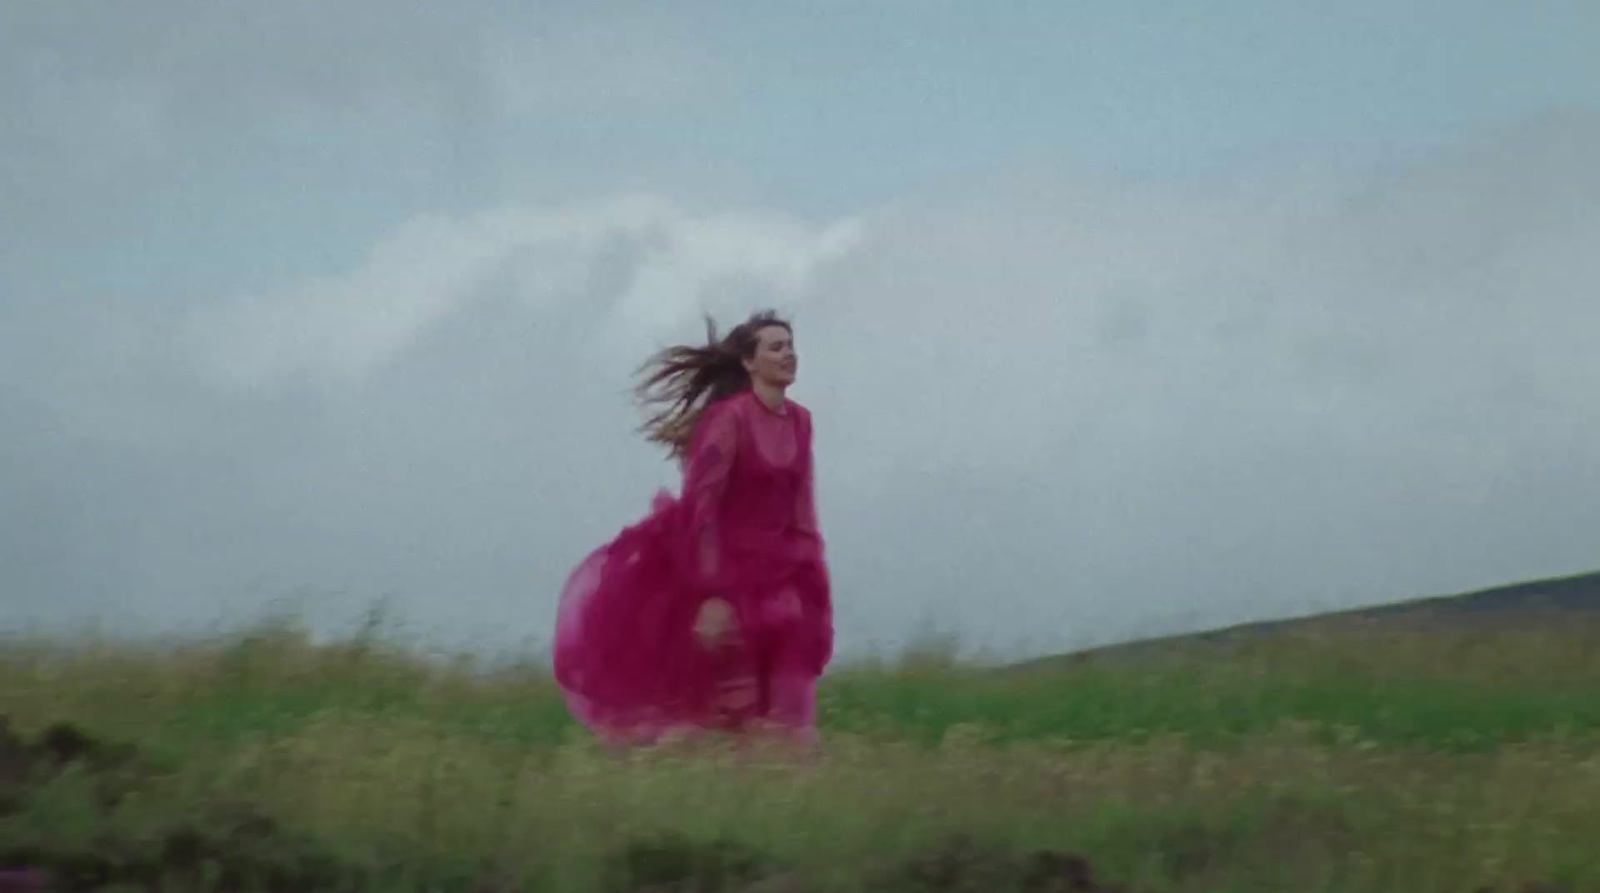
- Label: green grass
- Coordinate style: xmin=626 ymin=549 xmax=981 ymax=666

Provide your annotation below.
xmin=4 ymin=614 xmax=1600 ymax=891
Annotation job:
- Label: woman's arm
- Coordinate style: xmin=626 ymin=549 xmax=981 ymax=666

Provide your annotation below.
xmin=683 ymin=401 xmax=739 ymax=586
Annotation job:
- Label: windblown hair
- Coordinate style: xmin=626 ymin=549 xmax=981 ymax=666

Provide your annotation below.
xmin=635 ymin=309 xmax=792 ymax=460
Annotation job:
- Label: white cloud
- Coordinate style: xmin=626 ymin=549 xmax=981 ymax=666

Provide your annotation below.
xmin=183 ymin=197 xmax=865 ymax=392
xmin=788 ymin=115 xmax=1600 ymax=651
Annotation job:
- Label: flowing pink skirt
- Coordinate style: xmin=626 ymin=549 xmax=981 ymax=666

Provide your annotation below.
xmin=553 ymin=491 xmax=831 ymax=745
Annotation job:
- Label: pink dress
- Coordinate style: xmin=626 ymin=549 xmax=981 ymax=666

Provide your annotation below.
xmin=553 ymin=390 xmax=833 ymax=744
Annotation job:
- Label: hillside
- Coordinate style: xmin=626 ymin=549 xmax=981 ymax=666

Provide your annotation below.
xmin=5 ymin=570 xmax=1600 ymax=891
xmin=1011 ymin=568 xmax=1600 ymax=671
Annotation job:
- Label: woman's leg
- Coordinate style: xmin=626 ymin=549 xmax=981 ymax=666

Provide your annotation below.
xmin=751 ymin=586 xmax=814 ymax=729
xmin=760 ymin=617 xmax=820 ymax=752
xmin=765 ymin=669 xmax=818 ymax=740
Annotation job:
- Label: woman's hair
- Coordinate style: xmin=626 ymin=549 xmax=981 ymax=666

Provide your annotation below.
xmin=635 ymin=309 xmax=791 ymax=459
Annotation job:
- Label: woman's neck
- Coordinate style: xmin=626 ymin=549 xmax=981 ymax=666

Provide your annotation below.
xmin=751 ymin=380 xmax=787 ymax=413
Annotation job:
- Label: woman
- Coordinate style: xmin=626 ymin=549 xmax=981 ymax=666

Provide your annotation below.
xmin=553 ymin=310 xmax=832 ymax=747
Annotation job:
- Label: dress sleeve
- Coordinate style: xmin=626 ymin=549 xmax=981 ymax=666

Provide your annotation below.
xmin=683 ymin=401 xmax=739 ymax=587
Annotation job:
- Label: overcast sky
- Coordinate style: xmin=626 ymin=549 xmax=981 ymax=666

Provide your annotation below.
xmin=3 ymin=2 xmax=1598 ymax=660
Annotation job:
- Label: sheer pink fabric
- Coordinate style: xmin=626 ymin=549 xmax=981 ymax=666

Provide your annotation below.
xmin=553 ymin=390 xmax=833 ymax=744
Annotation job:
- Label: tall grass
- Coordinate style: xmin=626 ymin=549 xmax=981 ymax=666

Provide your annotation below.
xmin=4 ymin=613 xmax=1600 ymax=891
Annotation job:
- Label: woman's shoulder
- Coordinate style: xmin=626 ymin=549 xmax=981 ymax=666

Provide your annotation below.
xmin=785 ymin=398 xmax=814 ymax=436
xmin=696 ymin=396 xmax=744 ymax=432
xmin=708 ymin=391 xmax=810 ymax=424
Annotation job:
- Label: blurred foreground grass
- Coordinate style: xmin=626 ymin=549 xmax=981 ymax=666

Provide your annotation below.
xmin=4 ymin=613 xmax=1600 ymax=891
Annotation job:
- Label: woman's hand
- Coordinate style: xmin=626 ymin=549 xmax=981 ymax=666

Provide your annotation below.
xmin=694 ymin=597 xmax=736 ymax=648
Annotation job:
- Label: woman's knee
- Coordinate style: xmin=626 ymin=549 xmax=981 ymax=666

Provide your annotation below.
xmin=766 ymin=672 xmax=817 ymax=725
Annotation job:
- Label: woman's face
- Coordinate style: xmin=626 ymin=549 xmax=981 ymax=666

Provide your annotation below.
xmin=744 ymin=324 xmax=797 ymax=388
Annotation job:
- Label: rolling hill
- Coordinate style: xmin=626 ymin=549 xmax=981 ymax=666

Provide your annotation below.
xmin=1011 ymin=568 xmax=1600 ymax=671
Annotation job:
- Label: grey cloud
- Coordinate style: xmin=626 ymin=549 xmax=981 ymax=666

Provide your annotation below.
xmin=8 ymin=2 xmax=486 ymax=119
xmin=0 ymin=1 xmax=717 ymax=271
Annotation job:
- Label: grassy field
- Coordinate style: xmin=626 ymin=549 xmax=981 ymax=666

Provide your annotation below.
xmin=4 ymin=613 xmax=1600 ymax=892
